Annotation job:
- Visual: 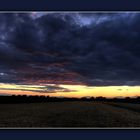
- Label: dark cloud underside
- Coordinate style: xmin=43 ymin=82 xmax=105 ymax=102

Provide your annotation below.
xmin=0 ymin=12 xmax=140 ymax=86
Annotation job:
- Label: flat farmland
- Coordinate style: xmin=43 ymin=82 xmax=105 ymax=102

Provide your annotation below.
xmin=0 ymin=102 xmax=140 ymax=127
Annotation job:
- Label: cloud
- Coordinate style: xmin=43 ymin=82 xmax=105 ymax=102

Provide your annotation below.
xmin=0 ymin=84 xmax=75 ymax=93
xmin=0 ymin=12 xmax=140 ymax=86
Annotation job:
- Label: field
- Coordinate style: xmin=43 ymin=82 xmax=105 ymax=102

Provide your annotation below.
xmin=0 ymin=101 xmax=140 ymax=127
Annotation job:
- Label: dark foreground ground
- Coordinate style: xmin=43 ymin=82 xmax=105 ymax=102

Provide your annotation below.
xmin=0 ymin=101 xmax=140 ymax=127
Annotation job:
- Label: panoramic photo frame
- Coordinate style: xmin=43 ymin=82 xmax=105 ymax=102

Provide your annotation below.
xmin=0 ymin=11 xmax=139 ymax=128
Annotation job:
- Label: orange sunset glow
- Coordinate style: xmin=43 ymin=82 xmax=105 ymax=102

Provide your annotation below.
xmin=0 ymin=83 xmax=140 ymax=98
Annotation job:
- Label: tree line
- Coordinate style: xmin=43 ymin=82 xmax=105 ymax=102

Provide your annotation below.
xmin=0 ymin=95 xmax=139 ymax=104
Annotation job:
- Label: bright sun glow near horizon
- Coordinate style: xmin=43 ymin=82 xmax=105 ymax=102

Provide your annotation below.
xmin=0 ymin=83 xmax=140 ymax=98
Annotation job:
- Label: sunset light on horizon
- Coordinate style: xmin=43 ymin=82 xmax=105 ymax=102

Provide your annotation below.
xmin=0 ymin=83 xmax=140 ymax=98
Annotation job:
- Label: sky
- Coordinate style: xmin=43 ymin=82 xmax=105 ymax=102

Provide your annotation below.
xmin=0 ymin=12 xmax=140 ymax=98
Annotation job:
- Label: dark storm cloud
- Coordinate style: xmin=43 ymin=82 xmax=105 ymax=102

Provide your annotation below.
xmin=1 ymin=12 xmax=140 ymax=86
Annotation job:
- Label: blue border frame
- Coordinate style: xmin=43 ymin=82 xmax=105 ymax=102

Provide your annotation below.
xmin=0 ymin=0 xmax=140 ymax=139
xmin=0 ymin=0 xmax=140 ymax=11
xmin=0 ymin=129 xmax=140 ymax=140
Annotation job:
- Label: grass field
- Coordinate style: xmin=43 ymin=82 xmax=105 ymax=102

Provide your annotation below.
xmin=0 ymin=101 xmax=140 ymax=127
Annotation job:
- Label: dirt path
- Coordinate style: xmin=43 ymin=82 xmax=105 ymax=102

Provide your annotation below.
xmin=105 ymin=102 xmax=140 ymax=113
